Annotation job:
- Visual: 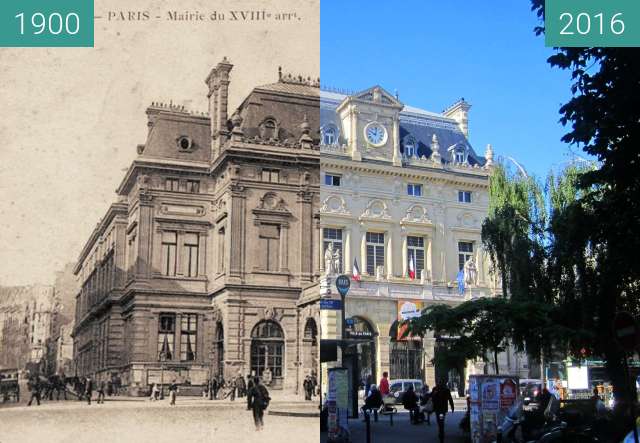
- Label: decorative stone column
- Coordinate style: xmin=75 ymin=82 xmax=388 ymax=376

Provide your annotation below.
xmin=228 ymin=182 xmax=246 ymax=283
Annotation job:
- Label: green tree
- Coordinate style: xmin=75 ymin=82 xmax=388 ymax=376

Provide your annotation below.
xmin=531 ymin=1 xmax=640 ymax=405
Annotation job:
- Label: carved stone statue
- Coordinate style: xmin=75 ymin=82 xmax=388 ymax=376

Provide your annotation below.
xmin=324 ymin=242 xmax=341 ymax=275
xmin=464 ymin=257 xmax=478 ymax=286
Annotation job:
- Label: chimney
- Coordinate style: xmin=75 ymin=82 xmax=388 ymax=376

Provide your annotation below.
xmin=443 ymin=98 xmax=471 ymax=138
xmin=205 ymin=57 xmax=233 ymax=156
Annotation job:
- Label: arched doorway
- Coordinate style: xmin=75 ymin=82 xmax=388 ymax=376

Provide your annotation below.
xmin=345 ymin=316 xmax=376 ymax=386
xmin=214 ymin=322 xmax=224 ymax=377
xmin=251 ymin=320 xmax=284 ymax=388
xmin=389 ymin=320 xmax=423 ymax=380
xmin=434 ymin=336 xmax=465 ymax=397
xmin=303 ymin=318 xmax=318 ymax=372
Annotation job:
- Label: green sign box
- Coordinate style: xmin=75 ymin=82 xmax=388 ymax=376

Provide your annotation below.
xmin=0 ymin=0 xmax=93 ymax=47
xmin=546 ymin=0 xmax=640 ymax=47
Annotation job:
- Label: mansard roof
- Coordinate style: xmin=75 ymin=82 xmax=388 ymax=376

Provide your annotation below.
xmin=321 ymin=89 xmax=486 ymax=166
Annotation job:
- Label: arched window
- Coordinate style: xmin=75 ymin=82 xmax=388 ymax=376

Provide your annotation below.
xmin=404 ymin=137 xmax=417 ymax=158
xmin=251 ymin=320 xmax=284 ymax=379
xmin=322 ymin=125 xmax=338 ymax=145
xmin=260 ymin=118 xmax=278 ymax=140
xmin=389 ymin=320 xmax=423 ymax=380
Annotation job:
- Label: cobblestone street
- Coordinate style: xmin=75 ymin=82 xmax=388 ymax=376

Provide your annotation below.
xmin=0 ymin=397 xmax=318 ymax=443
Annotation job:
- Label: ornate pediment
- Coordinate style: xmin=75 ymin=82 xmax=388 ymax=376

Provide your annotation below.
xmin=321 ymin=195 xmax=350 ymax=215
xmin=353 ymin=86 xmax=404 ymax=109
xmin=401 ymin=204 xmax=433 ymax=225
xmin=360 ymin=199 xmax=392 ymax=221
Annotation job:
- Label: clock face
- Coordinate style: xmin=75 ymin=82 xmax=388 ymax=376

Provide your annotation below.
xmin=364 ymin=122 xmax=387 ymax=147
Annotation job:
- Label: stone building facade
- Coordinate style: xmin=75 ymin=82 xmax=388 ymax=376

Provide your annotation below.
xmin=0 ymin=285 xmax=56 ymax=371
xmin=72 ymin=59 xmax=320 ymax=394
xmin=319 ymin=87 xmax=528 ymax=393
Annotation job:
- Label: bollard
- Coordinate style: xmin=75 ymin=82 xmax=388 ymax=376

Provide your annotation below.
xmin=365 ymin=409 xmax=371 ymax=443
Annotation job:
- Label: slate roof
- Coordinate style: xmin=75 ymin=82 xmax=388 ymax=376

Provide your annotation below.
xmin=320 ymin=90 xmax=485 ymax=166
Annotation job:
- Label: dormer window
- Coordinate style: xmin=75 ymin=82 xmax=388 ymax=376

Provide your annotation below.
xmin=260 ymin=118 xmax=278 ymax=140
xmin=321 ymin=125 xmax=338 ymax=145
xmin=404 ymin=137 xmax=417 ymax=158
xmin=455 ymin=151 xmax=465 ymax=163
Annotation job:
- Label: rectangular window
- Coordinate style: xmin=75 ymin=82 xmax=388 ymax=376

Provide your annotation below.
xmin=366 ymin=232 xmax=385 ymax=275
xmin=407 ymin=183 xmax=422 ymax=197
xmin=186 ymin=180 xmax=200 ymax=193
xmin=165 ymin=178 xmax=179 ymax=191
xmin=261 ymin=169 xmax=280 ymax=183
xmin=218 ymin=227 xmax=225 ymax=273
xmin=458 ymin=241 xmax=474 ymax=271
xmin=407 ymin=236 xmax=425 ymax=277
xmin=184 ymin=233 xmax=199 ymax=277
xmin=157 ymin=314 xmax=175 ymax=360
xmin=455 ymin=151 xmax=465 ymax=163
xmin=323 ymin=228 xmax=343 ymax=273
xmin=458 ymin=191 xmax=472 ymax=203
xmin=324 ymin=174 xmax=341 ymax=187
xmin=180 ymin=314 xmax=198 ymax=361
xmin=161 ymin=231 xmax=177 ymax=276
xmin=259 ymin=224 xmax=280 ymax=271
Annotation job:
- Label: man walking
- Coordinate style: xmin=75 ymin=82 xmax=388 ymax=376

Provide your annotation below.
xmin=431 ymin=379 xmax=455 ymax=443
xmin=248 ymin=377 xmax=270 ymax=431
xmin=85 ymin=376 xmax=93 ymax=405
xmin=211 ymin=377 xmax=218 ymax=400
xmin=169 ymin=380 xmax=178 ymax=405
xmin=236 ymin=373 xmax=246 ymax=398
xmin=246 ymin=374 xmax=254 ymax=410
xmin=27 ymin=377 xmax=41 ymax=406
xmin=97 ymin=380 xmax=106 ymax=404
xmin=303 ymin=375 xmax=313 ymax=401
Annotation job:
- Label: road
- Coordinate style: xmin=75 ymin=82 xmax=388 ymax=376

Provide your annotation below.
xmin=0 ymin=397 xmax=318 ymax=443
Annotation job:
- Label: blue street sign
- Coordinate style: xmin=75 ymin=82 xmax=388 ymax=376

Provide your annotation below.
xmin=320 ymin=299 xmax=342 ymax=310
xmin=335 ymin=274 xmax=351 ymax=297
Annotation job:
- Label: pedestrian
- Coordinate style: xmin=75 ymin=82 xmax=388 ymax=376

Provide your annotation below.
xmin=310 ymin=371 xmax=318 ymax=397
xmin=236 ymin=373 xmax=246 ymax=398
xmin=114 ymin=375 xmax=121 ymax=396
xmin=361 ymin=384 xmax=383 ymax=422
xmin=431 ymin=379 xmax=455 ymax=443
xmin=27 ymin=378 xmax=41 ymax=406
xmin=97 ymin=380 xmax=106 ymax=404
xmin=402 ymin=384 xmax=420 ymax=424
xmin=378 ymin=371 xmax=390 ymax=397
xmin=85 ymin=376 xmax=93 ymax=405
xmin=169 ymin=380 xmax=178 ymax=405
xmin=248 ymin=376 xmax=270 ymax=431
xmin=107 ymin=379 xmax=113 ymax=396
xmin=149 ymin=383 xmax=156 ymax=401
xmin=211 ymin=377 xmax=219 ymax=400
xmin=246 ymin=374 xmax=255 ymax=410
xmin=226 ymin=377 xmax=236 ymax=401
xmin=364 ymin=374 xmax=373 ymax=398
xmin=303 ymin=375 xmax=313 ymax=401
xmin=420 ymin=384 xmax=433 ymax=425
xmin=203 ymin=380 xmax=210 ymax=399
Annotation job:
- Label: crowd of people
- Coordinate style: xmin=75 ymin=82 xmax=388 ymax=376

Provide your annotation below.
xmin=361 ymin=372 xmax=455 ymax=443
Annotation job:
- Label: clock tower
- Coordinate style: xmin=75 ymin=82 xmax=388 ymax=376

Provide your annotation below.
xmin=335 ymin=85 xmax=404 ymax=165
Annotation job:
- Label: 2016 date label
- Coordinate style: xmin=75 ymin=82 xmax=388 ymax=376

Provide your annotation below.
xmin=546 ymin=0 xmax=640 ymax=47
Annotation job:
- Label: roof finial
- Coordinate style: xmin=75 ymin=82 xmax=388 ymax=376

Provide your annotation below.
xmin=278 ymin=66 xmax=282 ymax=81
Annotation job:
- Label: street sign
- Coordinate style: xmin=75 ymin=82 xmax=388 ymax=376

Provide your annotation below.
xmin=335 ymin=274 xmax=351 ymax=297
xmin=614 ymin=312 xmax=639 ymax=352
xmin=320 ymin=299 xmax=342 ymax=310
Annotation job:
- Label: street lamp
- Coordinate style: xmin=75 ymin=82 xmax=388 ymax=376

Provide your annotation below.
xmin=159 ymin=351 xmax=167 ymax=400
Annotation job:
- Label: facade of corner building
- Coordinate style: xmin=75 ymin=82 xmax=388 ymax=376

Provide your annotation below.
xmin=319 ymin=86 xmax=529 ymax=395
xmin=72 ymin=59 xmax=321 ymax=395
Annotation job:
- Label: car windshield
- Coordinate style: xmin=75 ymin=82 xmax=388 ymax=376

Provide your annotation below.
xmin=390 ymin=382 xmax=402 ymax=392
xmin=413 ymin=381 xmax=423 ymax=390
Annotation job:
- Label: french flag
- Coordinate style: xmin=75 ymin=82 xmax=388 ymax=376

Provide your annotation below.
xmin=352 ymin=258 xmax=361 ymax=281
xmin=408 ymin=254 xmax=416 ymax=280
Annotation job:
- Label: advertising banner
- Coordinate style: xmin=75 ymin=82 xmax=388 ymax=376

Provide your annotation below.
xmin=327 ymin=368 xmax=350 ymax=442
xmin=397 ymin=300 xmax=423 ymax=341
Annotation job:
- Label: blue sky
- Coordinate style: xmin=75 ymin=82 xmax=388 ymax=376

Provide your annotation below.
xmin=321 ymin=1 xmax=579 ymax=179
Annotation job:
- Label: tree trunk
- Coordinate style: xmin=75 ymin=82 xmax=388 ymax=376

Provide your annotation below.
xmin=494 ymin=349 xmax=500 ymax=375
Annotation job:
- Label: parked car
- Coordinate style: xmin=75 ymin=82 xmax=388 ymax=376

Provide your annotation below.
xmin=389 ymin=379 xmax=423 ymax=404
xmin=519 ymin=378 xmax=543 ymax=405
